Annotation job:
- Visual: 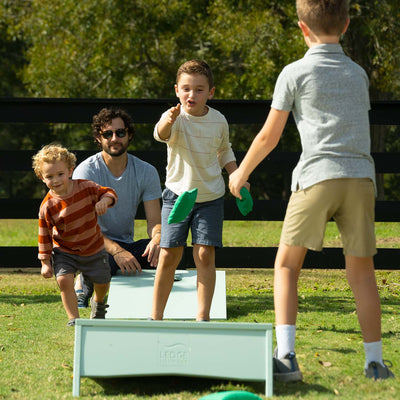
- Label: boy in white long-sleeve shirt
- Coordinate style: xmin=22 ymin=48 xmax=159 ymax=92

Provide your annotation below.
xmin=151 ymin=59 xmax=246 ymax=321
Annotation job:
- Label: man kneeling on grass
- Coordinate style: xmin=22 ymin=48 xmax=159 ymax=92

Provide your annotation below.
xmin=32 ymin=144 xmax=117 ymax=326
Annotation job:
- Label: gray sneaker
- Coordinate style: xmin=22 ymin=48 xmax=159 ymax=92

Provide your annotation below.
xmin=273 ymin=349 xmax=303 ymax=382
xmin=365 ymin=361 xmax=394 ymax=380
xmin=90 ymin=300 xmax=109 ymax=319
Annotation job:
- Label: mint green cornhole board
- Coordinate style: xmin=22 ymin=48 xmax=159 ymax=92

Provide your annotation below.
xmin=72 ymin=320 xmax=273 ymax=397
xmin=106 ymin=270 xmax=226 ymax=320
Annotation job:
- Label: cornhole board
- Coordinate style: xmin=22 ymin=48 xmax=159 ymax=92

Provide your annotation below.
xmin=72 ymin=320 xmax=273 ymax=397
xmin=106 ymin=270 xmax=226 ymax=320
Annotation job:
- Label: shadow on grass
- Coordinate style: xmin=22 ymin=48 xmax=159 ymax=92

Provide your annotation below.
xmin=91 ymin=375 xmax=334 ymax=398
xmin=311 ymin=346 xmax=357 ymax=354
xmin=226 ymin=295 xmax=274 ymax=319
xmin=298 ymin=294 xmax=400 ymax=314
xmin=0 ymin=294 xmax=59 ymax=305
xmin=273 ymin=380 xmax=334 ymax=397
xmin=307 ymin=325 xmax=397 ymax=339
xmin=91 ymin=375 xmax=265 ymax=397
xmin=227 ymin=293 xmax=399 ymax=316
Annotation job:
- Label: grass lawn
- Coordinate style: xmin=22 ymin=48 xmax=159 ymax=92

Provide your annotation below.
xmin=0 ymin=220 xmax=399 ymax=399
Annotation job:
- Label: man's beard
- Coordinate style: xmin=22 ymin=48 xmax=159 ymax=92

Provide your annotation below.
xmin=103 ymin=141 xmax=129 ymax=157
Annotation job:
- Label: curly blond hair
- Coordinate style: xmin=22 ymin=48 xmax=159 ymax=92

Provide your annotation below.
xmin=32 ymin=144 xmax=76 ymax=179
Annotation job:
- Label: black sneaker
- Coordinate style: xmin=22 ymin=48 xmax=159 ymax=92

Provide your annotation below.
xmin=90 ymin=300 xmax=109 ymax=319
xmin=365 ymin=360 xmax=395 ymax=380
xmin=273 ymin=348 xmax=303 ymax=382
xmin=67 ymin=318 xmax=76 ymax=327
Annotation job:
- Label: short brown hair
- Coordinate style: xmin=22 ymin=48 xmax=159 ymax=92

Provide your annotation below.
xmin=296 ymin=0 xmax=349 ymax=35
xmin=176 ymin=59 xmax=214 ymax=89
xmin=32 ymin=144 xmax=76 ymax=179
xmin=92 ymin=108 xmax=135 ymax=147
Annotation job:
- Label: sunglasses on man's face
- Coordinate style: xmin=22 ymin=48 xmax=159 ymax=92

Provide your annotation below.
xmin=100 ymin=128 xmax=127 ymax=139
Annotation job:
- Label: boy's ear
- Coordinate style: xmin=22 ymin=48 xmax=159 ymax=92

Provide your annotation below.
xmin=208 ymin=86 xmax=215 ymax=100
xmin=342 ymin=17 xmax=350 ymax=34
xmin=298 ymin=20 xmax=310 ymax=37
xmin=175 ymin=84 xmax=179 ymax=97
xmin=69 ymin=168 xmax=74 ymax=178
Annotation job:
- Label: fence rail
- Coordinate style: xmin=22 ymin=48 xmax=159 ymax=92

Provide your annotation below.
xmin=1 ymin=98 xmax=400 ymax=269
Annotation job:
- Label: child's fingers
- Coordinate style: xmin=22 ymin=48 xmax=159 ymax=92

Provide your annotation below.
xmin=172 ymin=104 xmax=181 ymax=116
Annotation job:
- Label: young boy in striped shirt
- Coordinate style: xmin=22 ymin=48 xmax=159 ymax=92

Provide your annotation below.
xmin=33 ymin=144 xmax=117 ymax=326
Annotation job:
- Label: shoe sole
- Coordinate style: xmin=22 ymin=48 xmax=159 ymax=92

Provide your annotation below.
xmin=274 ymin=370 xmax=303 ymax=382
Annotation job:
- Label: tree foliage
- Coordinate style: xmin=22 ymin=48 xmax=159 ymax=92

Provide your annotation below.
xmin=2 ymin=0 xmax=398 ymax=101
xmin=0 ymin=0 xmax=399 ymax=199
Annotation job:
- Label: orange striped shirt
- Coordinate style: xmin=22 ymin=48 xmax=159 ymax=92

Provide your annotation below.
xmin=38 ymin=179 xmax=117 ymax=260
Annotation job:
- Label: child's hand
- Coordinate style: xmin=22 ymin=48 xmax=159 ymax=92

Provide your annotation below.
xmin=95 ymin=197 xmax=111 ymax=216
xmin=95 ymin=197 xmax=112 ymax=216
xmin=166 ymin=103 xmax=181 ymax=125
xmin=41 ymin=262 xmax=53 ymax=279
xmin=229 ymin=169 xmax=248 ymax=199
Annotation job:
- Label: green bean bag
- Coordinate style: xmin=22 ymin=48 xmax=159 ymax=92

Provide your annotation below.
xmin=199 ymin=391 xmax=262 ymax=399
xmin=168 ymin=188 xmax=198 ymax=224
xmin=236 ymin=187 xmax=253 ymax=216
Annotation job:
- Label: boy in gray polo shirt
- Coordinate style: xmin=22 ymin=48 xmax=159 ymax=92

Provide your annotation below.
xmin=229 ymin=0 xmax=394 ymax=382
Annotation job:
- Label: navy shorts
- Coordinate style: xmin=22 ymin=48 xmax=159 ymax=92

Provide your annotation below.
xmin=160 ymin=188 xmax=224 ymax=248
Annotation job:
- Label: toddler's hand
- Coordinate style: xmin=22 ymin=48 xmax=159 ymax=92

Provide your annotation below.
xmin=41 ymin=263 xmax=53 ymax=279
xmin=95 ymin=198 xmax=109 ymax=216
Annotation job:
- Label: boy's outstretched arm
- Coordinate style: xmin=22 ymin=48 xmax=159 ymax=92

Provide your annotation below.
xmin=229 ymin=108 xmax=289 ymax=198
xmin=157 ymin=103 xmax=181 ymax=140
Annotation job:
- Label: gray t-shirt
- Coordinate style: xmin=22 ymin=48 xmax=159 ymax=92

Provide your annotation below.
xmin=271 ymin=43 xmax=376 ymax=192
xmin=73 ymin=152 xmax=162 ymax=243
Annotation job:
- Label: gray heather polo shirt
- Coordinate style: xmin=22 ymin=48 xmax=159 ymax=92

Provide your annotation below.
xmin=271 ymin=43 xmax=376 ymax=193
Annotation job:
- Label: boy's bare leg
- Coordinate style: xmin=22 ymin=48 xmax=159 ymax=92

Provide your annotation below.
xmin=93 ymin=282 xmax=110 ymax=304
xmin=274 ymin=243 xmax=307 ymax=325
xmin=193 ymin=244 xmax=216 ymax=321
xmin=57 ymin=273 xmax=79 ymax=320
xmin=151 ymin=246 xmax=183 ymax=320
xmin=345 ymin=255 xmax=381 ymax=343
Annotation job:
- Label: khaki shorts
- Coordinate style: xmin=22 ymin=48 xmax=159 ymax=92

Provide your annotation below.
xmin=281 ymin=178 xmax=376 ymax=257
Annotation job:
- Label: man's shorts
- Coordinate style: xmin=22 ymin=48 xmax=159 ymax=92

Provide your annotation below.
xmin=52 ymin=248 xmax=111 ymax=284
xmin=160 ymin=188 xmax=224 ymax=248
xmin=280 ymin=178 xmax=376 ymax=257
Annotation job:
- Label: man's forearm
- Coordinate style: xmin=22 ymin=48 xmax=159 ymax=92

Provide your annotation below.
xmin=150 ymin=224 xmax=162 ymax=243
xmin=103 ymin=236 xmax=124 ymax=256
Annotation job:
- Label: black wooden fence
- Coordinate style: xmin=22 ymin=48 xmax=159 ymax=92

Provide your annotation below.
xmin=1 ymin=98 xmax=399 ymax=269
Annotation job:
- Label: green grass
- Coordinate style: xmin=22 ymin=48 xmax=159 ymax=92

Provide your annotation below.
xmin=1 ymin=270 xmax=399 ymax=399
xmin=2 ymin=219 xmax=400 ymax=248
xmin=0 ymin=220 xmax=399 ymax=399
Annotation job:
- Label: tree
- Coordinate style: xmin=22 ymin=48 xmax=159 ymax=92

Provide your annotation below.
xmin=342 ymin=0 xmax=400 ymax=199
xmin=1 ymin=0 xmax=400 ymax=199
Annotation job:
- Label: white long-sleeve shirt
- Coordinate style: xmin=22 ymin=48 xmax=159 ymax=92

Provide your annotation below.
xmin=154 ymin=106 xmax=236 ymax=202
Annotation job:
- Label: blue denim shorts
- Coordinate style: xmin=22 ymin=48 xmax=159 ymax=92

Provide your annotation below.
xmin=160 ymin=188 xmax=224 ymax=248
